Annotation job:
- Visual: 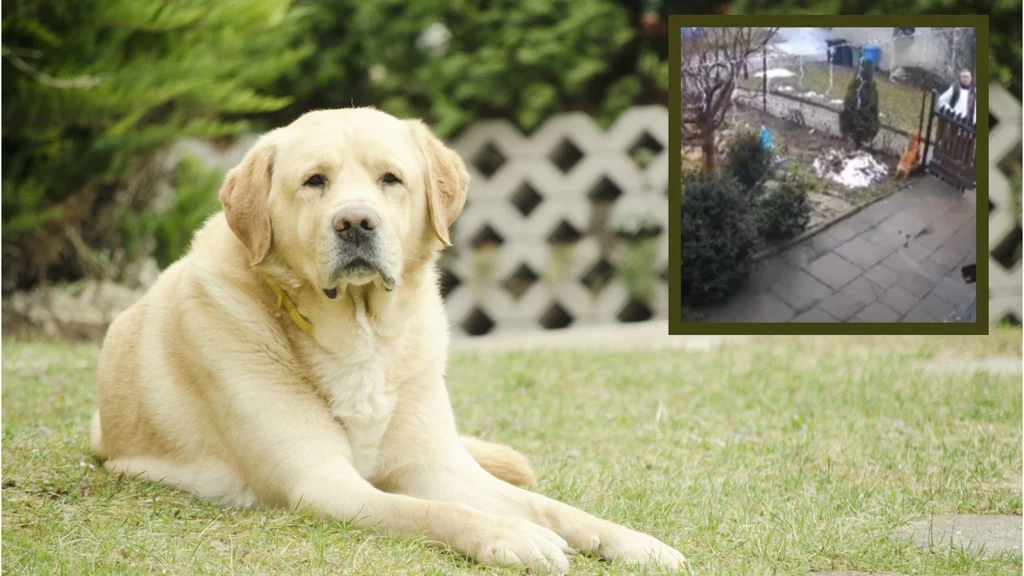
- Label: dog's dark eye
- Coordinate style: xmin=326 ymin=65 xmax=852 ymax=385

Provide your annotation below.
xmin=382 ymin=172 xmax=401 ymax=185
xmin=304 ymin=174 xmax=326 ymax=188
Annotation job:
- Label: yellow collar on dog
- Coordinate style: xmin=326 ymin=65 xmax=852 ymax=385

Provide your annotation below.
xmin=267 ymin=281 xmax=314 ymax=336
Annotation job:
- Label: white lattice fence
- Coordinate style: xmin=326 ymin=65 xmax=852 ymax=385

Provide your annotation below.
xmin=988 ymin=83 xmax=1023 ymax=324
xmin=441 ymin=106 xmax=669 ymax=336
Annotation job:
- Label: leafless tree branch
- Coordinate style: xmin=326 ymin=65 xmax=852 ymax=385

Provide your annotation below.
xmin=680 ymin=27 xmax=778 ymax=174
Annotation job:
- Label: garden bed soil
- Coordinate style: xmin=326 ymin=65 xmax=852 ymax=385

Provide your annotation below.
xmin=682 ymin=103 xmax=901 ymax=236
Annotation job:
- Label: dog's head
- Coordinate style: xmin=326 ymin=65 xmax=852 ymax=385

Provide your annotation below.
xmin=909 ymin=131 xmax=922 ymax=146
xmin=217 ymin=108 xmax=469 ymax=298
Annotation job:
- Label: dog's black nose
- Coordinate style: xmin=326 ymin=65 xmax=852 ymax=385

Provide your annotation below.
xmin=333 ymin=205 xmax=379 ymax=243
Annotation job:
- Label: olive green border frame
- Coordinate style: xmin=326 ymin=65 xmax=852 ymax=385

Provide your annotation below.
xmin=668 ymin=15 xmax=990 ymax=335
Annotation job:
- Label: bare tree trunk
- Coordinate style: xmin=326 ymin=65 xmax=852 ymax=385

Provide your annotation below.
xmin=680 ymin=27 xmax=779 ymax=178
xmin=701 ymin=128 xmax=715 ymax=176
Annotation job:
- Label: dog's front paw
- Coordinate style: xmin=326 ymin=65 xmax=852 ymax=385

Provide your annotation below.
xmin=465 ymin=516 xmax=573 ymax=574
xmin=585 ymin=527 xmax=686 ymax=571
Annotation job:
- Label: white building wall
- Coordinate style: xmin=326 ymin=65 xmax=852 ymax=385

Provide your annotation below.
xmin=826 ymin=27 xmax=959 ymax=76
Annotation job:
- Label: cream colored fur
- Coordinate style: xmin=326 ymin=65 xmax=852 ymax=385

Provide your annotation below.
xmin=92 ymin=108 xmax=685 ymax=573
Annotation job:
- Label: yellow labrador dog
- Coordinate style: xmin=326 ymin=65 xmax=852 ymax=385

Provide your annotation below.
xmin=91 ymin=108 xmax=686 ymax=573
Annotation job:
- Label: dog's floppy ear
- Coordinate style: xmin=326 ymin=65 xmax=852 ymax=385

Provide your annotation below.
xmin=407 ymin=120 xmax=470 ymax=247
xmin=219 ymin=137 xmax=276 ymax=266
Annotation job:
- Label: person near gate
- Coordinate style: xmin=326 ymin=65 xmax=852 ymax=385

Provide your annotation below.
xmin=936 ymin=69 xmax=976 ymax=125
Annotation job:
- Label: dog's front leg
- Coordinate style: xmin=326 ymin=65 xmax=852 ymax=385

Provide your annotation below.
xmin=390 ymin=457 xmax=687 ymax=570
xmin=202 ymin=366 xmax=571 ymax=574
xmin=378 ymin=388 xmax=686 ymax=572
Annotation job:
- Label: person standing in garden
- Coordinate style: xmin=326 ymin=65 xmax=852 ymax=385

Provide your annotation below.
xmin=937 ymin=69 xmax=977 ymax=124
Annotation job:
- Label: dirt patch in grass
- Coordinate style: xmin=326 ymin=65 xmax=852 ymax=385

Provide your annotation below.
xmin=682 ymin=97 xmax=902 ymax=264
xmin=723 ymin=103 xmax=901 ymax=230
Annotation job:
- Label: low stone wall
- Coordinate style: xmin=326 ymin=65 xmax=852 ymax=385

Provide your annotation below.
xmin=735 ymin=87 xmax=912 ymax=159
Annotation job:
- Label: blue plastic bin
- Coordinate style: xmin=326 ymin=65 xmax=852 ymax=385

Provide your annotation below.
xmin=861 ymin=44 xmax=881 ymax=69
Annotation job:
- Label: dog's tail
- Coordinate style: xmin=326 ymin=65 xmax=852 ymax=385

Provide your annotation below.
xmin=461 ymin=436 xmax=537 ymax=487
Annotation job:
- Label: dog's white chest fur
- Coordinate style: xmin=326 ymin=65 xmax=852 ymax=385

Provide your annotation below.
xmin=311 ymin=336 xmax=394 ymax=480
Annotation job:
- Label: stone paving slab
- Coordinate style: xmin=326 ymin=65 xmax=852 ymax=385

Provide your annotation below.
xmin=717 ymin=291 xmax=796 ymax=323
xmin=896 ymin=270 xmax=938 ymax=298
xmin=807 ymin=253 xmax=863 ymax=291
xmin=836 ymin=236 xmax=894 ymax=269
xmin=806 ymin=569 xmax=929 ymax=573
xmin=879 ymin=286 xmax=919 ymax=315
xmin=914 ymin=292 xmax=958 ymax=321
xmin=863 ymin=264 xmax=899 ymax=289
xmin=697 ymin=175 xmax=976 ymax=323
xmin=921 ymin=357 xmax=1023 ymax=375
xmin=932 ymin=276 xmax=973 ymax=306
xmin=792 ymin=307 xmax=839 ymax=322
xmin=771 ymin=270 xmax=834 ymax=312
xmin=842 ymin=276 xmax=888 ymax=306
xmin=894 ymin=514 xmax=1023 ymax=559
xmin=818 ymin=291 xmax=866 ymax=320
xmin=854 ymin=301 xmax=902 ymax=322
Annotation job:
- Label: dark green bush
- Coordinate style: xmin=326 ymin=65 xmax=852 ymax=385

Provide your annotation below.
xmin=725 ymin=127 xmax=773 ymax=191
xmin=267 ymin=0 xmax=668 ymax=138
xmin=1 ymin=0 xmax=309 ymax=292
xmin=756 ymin=169 xmax=813 ymax=240
xmin=681 ymin=174 xmax=758 ymax=306
xmin=839 ymin=58 xmax=881 ymax=148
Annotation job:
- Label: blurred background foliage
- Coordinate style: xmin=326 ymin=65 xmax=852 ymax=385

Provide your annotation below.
xmin=2 ymin=0 xmax=668 ymax=292
xmin=2 ymin=0 xmax=313 ymax=291
xmin=1 ymin=0 xmax=1019 ymax=294
xmin=267 ymin=0 xmax=669 ymax=138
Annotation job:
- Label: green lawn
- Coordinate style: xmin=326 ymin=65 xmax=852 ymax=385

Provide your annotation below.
xmin=739 ymin=63 xmax=927 ymax=133
xmin=3 ymin=331 xmax=1022 ymax=575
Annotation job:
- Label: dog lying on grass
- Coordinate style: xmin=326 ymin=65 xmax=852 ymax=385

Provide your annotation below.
xmin=90 ymin=107 xmax=686 ymax=573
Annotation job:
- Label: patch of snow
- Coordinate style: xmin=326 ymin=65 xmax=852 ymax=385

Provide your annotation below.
xmin=802 ymin=91 xmax=822 ymax=99
xmin=830 ymin=99 xmax=844 ymax=105
xmin=778 ymin=85 xmax=794 ymax=92
xmin=771 ymin=28 xmax=830 ymax=61
xmin=812 ymin=149 xmax=889 ymax=188
xmin=755 ymin=68 xmax=796 ymax=79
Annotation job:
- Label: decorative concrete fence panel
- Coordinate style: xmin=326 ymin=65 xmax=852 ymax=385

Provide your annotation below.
xmin=988 ymin=84 xmax=1023 ymax=325
xmin=441 ymin=106 xmax=670 ymax=336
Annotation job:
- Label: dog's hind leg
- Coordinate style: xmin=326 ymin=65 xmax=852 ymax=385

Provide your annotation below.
xmin=104 ymin=457 xmax=258 ymax=508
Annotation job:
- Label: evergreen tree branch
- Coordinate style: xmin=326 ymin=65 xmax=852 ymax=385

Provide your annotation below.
xmin=1 ymin=46 xmax=106 ymax=89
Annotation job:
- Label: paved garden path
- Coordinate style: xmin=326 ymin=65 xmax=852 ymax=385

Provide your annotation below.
xmin=895 ymin=514 xmax=1023 ymax=559
xmin=701 ymin=175 xmax=977 ymax=323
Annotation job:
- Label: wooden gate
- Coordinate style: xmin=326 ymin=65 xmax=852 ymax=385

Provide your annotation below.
xmin=923 ymin=90 xmax=977 ymax=191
